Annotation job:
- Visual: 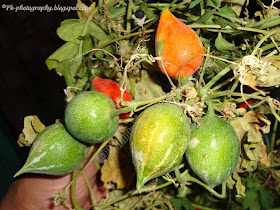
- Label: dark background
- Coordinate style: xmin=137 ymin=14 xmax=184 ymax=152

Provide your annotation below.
xmin=0 ymin=0 xmax=279 ymax=200
xmin=0 ymin=0 xmax=79 ymax=199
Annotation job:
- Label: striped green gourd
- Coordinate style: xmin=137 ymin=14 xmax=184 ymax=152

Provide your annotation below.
xmin=130 ymin=103 xmax=190 ymax=191
xmin=14 ymin=123 xmax=87 ymax=177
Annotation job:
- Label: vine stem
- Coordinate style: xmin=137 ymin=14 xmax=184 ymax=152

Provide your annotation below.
xmin=82 ymin=170 xmax=97 ymax=206
xmin=126 ymin=0 xmax=133 ymax=32
xmin=258 ymin=163 xmax=280 ymax=170
xmin=208 ymin=90 xmax=264 ymax=100
xmin=64 ymin=140 xmax=110 ymax=193
xmin=210 ymin=78 xmax=232 ymax=92
xmin=169 ymin=0 xmax=191 ymax=11
xmin=214 ymin=11 xmax=247 ymax=25
xmin=200 ymin=67 xmax=232 ymax=97
xmin=268 ymin=97 xmax=280 ymax=123
xmin=78 ymin=7 xmax=98 ymax=56
xmin=116 ymin=82 xmax=192 ymax=115
xmin=174 ymin=167 xmax=226 ymax=199
xmin=71 ymin=170 xmax=83 ymax=210
xmin=77 ymin=29 xmax=155 ymax=73
xmin=270 ymin=110 xmax=280 ymax=152
xmin=198 ymin=47 xmax=210 ymax=94
xmin=119 ymin=118 xmax=135 ymax=123
xmin=96 ymin=179 xmax=176 ymax=209
xmin=251 ymin=30 xmax=277 ymax=56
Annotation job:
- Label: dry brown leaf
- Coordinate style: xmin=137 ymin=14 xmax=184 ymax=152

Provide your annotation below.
xmin=185 ymin=86 xmax=198 ymax=100
xmin=17 ymin=116 xmax=46 ymax=147
xmin=76 ymin=0 xmax=96 ymax=20
xmin=244 ymin=111 xmax=271 ymax=133
xmin=222 ymin=103 xmax=237 ymax=118
xmin=226 ymin=171 xmax=246 ymax=197
xmin=32 ymin=116 xmax=46 ymax=133
xmin=101 ymin=145 xmax=134 ymax=190
xmin=258 ymin=143 xmax=270 ymax=167
xmin=244 ymin=144 xmax=260 ymax=161
xmin=230 ymin=117 xmax=251 ymax=140
xmin=230 ymin=117 xmax=263 ymax=173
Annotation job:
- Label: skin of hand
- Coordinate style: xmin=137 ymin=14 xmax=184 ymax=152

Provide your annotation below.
xmin=0 ymin=157 xmax=106 ymax=210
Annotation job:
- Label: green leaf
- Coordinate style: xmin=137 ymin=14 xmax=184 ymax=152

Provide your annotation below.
xmin=215 ymin=32 xmax=234 ymax=52
xmin=69 ymin=56 xmax=82 ymax=78
xmin=75 ymin=77 xmax=88 ymax=89
xmin=57 ymin=21 xmax=84 ymax=44
xmin=57 ymin=20 xmax=109 ymax=45
xmin=189 ymin=0 xmax=202 ymax=9
xmin=109 ymin=6 xmax=127 ymax=17
xmin=171 ymin=197 xmax=195 ymax=210
xmin=145 ymin=9 xmax=155 ymax=19
xmin=56 ymin=60 xmax=75 ymax=86
xmin=218 ymin=5 xmax=238 ymax=18
xmin=60 ymin=19 xmax=80 ymax=26
xmin=241 ymin=189 xmax=261 ymax=210
xmin=197 ymin=9 xmax=215 ymax=24
xmin=95 ymin=35 xmax=114 ymax=59
xmin=46 ymin=42 xmax=79 ymax=70
xmin=259 ymin=186 xmax=273 ymax=209
xmin=82 ymin=36 xmax=94 ymax=53
xmin=253 ymin=16 xmax=280 ymax=29
xmin=206 ymin=0 xmax=221 ymax=8
xmin=87 ymin=21 xmax=109 ymax=41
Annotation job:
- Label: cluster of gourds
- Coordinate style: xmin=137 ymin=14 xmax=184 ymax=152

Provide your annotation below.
xmin=15 ymin=9 xmax=240 ymax=192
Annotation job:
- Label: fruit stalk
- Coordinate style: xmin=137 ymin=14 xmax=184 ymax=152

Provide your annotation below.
xmin=71 ymin=169 xmax=83 ymax=210
xmin=174 ymin=167 xmax=227 ymax=199
xmin=63 ymin=139 xmax=110 ymax=193
xmin=122 ymin=82 xmax=191 ymax=111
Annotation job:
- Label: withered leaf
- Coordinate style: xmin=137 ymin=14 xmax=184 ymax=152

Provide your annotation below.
xmin=244 ymin=111 xmax=271 ymax=134
xmin=76 ymin=0 xmax=96 ymax=20
xmin=226 ymin=171 xmax=246 ymax=197
xmin=241 ymin=159 xmax=257 ymax=172
xmin=230 ymin=117 xmax=262 ymax=173
xmin=18 ymin=116 xmax=46 ymax=147
xmin=134 ymin=70 xmax=165 ymax=100
xmin=100 ymin=190 xmax=123 ymax=206
xmin=258 ymin=143 xmax=270 ymax=167
xmin=233 ymin=171 xmax=246 ymax=197
xmin=101 ymin=145 xmax=134 ymax=190
xmin=244 ymin=143 xmax=260 ymax=161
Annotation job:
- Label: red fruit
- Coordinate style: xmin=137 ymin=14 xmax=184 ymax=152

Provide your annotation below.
xmin=92 ymin=77 xmax=132 ymax=119
xmin=155 ymin=8 xmax=204 ymax=78
xmin=237 ymin=86 xmax=255 ymax=109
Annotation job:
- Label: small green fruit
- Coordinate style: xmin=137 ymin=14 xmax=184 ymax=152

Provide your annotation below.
xmin=65 ymin=91 xmax=119 ymax=144
xmin=185 ymin=106 xmax=240 ymax=188
xmin=14 ymin=123 xmax=86 ymax=177
xmin=130 ymin=103 xmax=190 ymax=191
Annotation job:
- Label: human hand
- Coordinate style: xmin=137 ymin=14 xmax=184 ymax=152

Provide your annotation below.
xmin=0 ymin=157 xmax=106 ymax=210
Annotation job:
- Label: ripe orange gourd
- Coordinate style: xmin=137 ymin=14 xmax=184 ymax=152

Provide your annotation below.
xmin=155 ymin=8 xmax=204 ymax=78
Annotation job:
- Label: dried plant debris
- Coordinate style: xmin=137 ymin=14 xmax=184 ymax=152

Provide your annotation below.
xmin=234 ymin=55 xmax=280 ymax=89
xmin=17 ymin=116 xmax=46 ymax=147
xmin=101 ymin=145 xmax=134 ymax=189
xmin=230 ymin=111 xmax=271 ymax=173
